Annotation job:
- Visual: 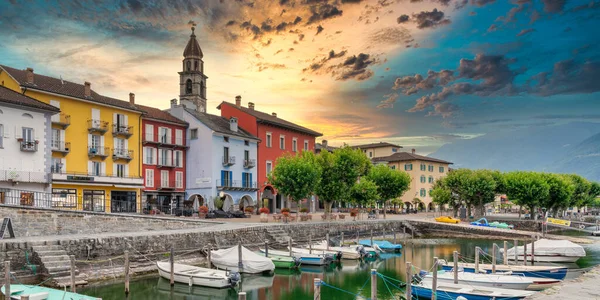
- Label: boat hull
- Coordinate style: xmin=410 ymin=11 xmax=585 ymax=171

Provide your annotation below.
xmin=259 ymin=248 xmax=332 ymax=266
xmin=412 ymin=285 xmax=530 ymax=300
xmin=2 ymin=284 xmax=99 ymax=300
xmin=358 ymin=240 xmax=402 ymax=253
xmin=156 ymin=262 xmax=233 ymax=288
xmin=426 ymin=276 xmax=531 ymax=290
xmin=440 ymin=264 xmax=567 ymax=280
xmin=508 ymin=255 xmax=582 ymax=263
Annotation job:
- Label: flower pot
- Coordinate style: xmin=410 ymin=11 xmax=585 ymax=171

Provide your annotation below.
xmin=260 ymin=213 xmax=269 ymax=223
xmin=199 ymin=213 xmax=206 ymax=219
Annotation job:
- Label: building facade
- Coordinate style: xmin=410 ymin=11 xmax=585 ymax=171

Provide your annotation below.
xmin=314 ymin=140 xmax=337 ymax=154
xmin=218 ymin=97 xmax=322 ymax=213
xmin=0 ymin=65 xmax=144 ymax=213
xmin=352 ymin=142 xmax=402 ymax=159
xmin=138 ymin=104 xmax=188 ymax=214
xmin=373 ymin=149 xmax=452 ymax=212
xmin=0 ymin=86 xmax=59 ymax=205
xmin=169 ymin=101 xmax=259 ymax=211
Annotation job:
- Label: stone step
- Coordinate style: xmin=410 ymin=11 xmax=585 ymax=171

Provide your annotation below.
xmin=43 ymin=261 xmax=72 ymax=269
xmin=36 ymin=250 xmax=68 ymax=256
xmin=54 ymin=276 xmax=88 ymax=287
xmin=46 ymin=265 xmax=77 ymax=274
xmin=26 ymin=241 xmax=60 ymax=247
xmin=41 ymin=255 xmax=71 ymax=262
xmin=32 ymin=245 xmax=65 ymax=251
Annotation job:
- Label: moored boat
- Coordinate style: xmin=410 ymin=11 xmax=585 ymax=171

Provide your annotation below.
xmin=289 ymin=247 xmax=345 ymax=261
xmin=256 ymin=252 xmax=299 ymax=269
xmin=258 ymin=248 xmax=333 ymax=266
xmin=420 ymin=270 xmax=534 ymax=290
xmin=439 ymin=261 xmax=568 ymax=280
xmin=156 ymin=261 xmax=240 ymax=288
xmin=501 ymin=239 xmax=586 ymax=263
xmin=309 ymin=241 xmax=367 ymax=260
xmin=2 ymin=284 xmax=101 ymax=300
xmin=412 ymin=280 xmax=535 ymax=300
xmin=211 ymin=246 xmax=275 ymax=274
xmin=359 ymin=240 xmax=402 ymax=252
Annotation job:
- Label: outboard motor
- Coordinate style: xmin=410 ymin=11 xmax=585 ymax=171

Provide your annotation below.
xmin=292 ymin=256 xmax=301 ymax=267
xmin=228 ymin=271 xmax=241 ymax=287
xmin=412 ymin=270 xmax=427 ymax=284
xmin=336 ymin=251 xmax=343 ymax=262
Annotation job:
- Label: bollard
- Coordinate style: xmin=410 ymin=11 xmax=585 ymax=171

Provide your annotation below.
xmin=492 ymin=244 xmax=497 ymax=274
xmin=207 ymin=244 xmax=212 ymax=269
xmin=411 ymin=227 xmax=414 ymax=239
xmin=170 ymin=246 xmax=175 ymax=286
xmin=238 ymin=242 xmax=244 ymax=273
xmin=474 ymin=247 xmax=480 ymax=273
xmin=70 ymin=255 xmax=76 ymax=293
xmin=124 ymin=250 xmax=130 ymax=295
xmin=238 ymin=292 xmax=247 ymax=300
xmin=523 ymin=241 xmax=527 ymax=266
xmin=406 ymin=262 xmax=412 ymax=300
xmin=531 ymin=237 xmax=535 ymax=266
xmin=514 ymin=239 xmax=518 ymax=263
xmin=370 ymin=229 xmax=374 ymax=246
xmin=265 ymin=240 xmax=269 ymax=257
xmin=326 ymin=233 xmax=330 ymax=251
xmin=314 ymin=278 xmax=321 ymax=300
xmin=432 ymin=257 xmax=438 ymax=300
xmin=4 ymin=261 xmax=10 ymax=299
xmin=503 ymin=241 xmax=508 ymax=265
xmin=341 ymin=232 xmax=344 ymax=246
xmin=371 ymin=269 xmax=378 ymax=300
xmin=403 ymin=226 xmax=406 ymax=242
xmin=453 ymin=251 xmax=458 ymax=284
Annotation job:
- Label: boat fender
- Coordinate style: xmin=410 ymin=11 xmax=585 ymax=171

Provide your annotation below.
xmin=579 ymin=225 xmax=585 ymax=230
xmin=189 ymin=276 xmax=193 ymax=287
xmin=457 ymin=297 xmax=467 ymax=300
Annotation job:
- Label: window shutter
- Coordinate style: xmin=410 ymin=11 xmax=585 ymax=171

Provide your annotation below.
xmin=15 ymin=126 xmax=22 ymax=139
xmin=101 ymin=162 xmax=106 ymax=176
xmin=113 ymin=137 xmax=118 ymax=150
xmin=113 ymin=113 xmax=117 ymax=128
xmin=60 ymin=129 xmax=65 ymax=144
xmin=229 ymin=171 xmax=232 ymax=184
xmin=158 ymin=149 xmax=163 ymax=165
xmin=2 ymin=124 xmax=8 ymax=138
xmin=153 ymin=148 xmax=157 ymax=165
xmin=88 ymin=161 xmax=93 ymax=175
xmin=101 ymin=136 xmax=105 ymax=147
xmin=125 ymin=165 xmax=129 ymax=177
xmin=242 ymin=173 xmax=246 ymax=188
xmin=167 ymin=128 xmax=172 ymax=144
xmin=167 ymin=150 xmax=173 ymax=166
xmin=124 ymin=115 xmax=128 ymax=126
xmin=221 ymin=171 xmax=225 ymax=185
xmin=176 ymin=129 xmax=182 ymax=145
xmin=124 ymin=139 xmax=128 ymax=150
xmin=113 ymin=163 xmax=117 ymax=176
xmin=88 ymin=134 xmax=92 ymax=147
xmin=250 ymin=173 xmax=253 ymax=187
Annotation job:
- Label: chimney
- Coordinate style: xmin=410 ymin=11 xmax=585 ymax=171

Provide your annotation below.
xmin=26 ymin=68 xmax=34 ymax=84
xmin=129 ymin=93 xmax=135 ymax=105
xmin=248 ymin=102 xmax=255 ymax=110
xmin=170 ymin=98 xmax=178 ymax=109
xmin=235 ymin=95 xmax=241 ymax=107
xmin=84 ymin=81 xmax=91 ymax=97
xmin=322 ymin=140 xmax=328 ymax=147
xmin=412 ymin=148 xmax=416 ymax=154
xmin=230 ymin=117 xmax=238 ymax=132
xmin=271 ymin=112 xmax=277 ymax=117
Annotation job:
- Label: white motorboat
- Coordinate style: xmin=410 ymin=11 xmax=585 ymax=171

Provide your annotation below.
xmin=412 ymin=280 xmax=535 ymax=300
xmin=421 ymin=270 xmax=534 ymax=290
xmin=289 ymin=246 xmax=345 ymax=260
xmin=501 ymin=239 xmax=586 ymax=263
xmin=304 ymin=242 xmax=362 ymax=260
xmin=156 ymin=261 xmax=240 ymax=288
xmin=258 ymin=248 xmax=333 ymax=266
xmin=438 ymin=260 xmax=568 ymax=280
xmin=211 ymin=246 xmax=275 ymax=274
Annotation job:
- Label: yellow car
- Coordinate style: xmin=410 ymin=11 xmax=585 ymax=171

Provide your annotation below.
xmin=435 ymin=216 xmax=460 ymax=224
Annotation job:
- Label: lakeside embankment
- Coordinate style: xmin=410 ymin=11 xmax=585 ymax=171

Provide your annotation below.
xmin=527 ymin=264 xmax=600 ymax=299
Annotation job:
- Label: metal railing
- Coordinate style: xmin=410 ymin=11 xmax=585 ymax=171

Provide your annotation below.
xmin=112 ymin=148 xmax=133 ymax=160
xmin=244 ymin=159 xmax=256 ymax=168
xmin=110 ymin=199 xmax=137 ymax=213
xmin=144 ymin=135 xmax=185 ymax=147
xmin=159 ymin=180 xmax=179 ymax=189
xmin=157 ymin=159 xmax=174 ymax=168
xmin=216 ymin=180 xmax=257 ymax=189
xmin=19 ymin=140 xmax=38 ymax=152
xmin=51 ymin=140 xmax=70 ymax=153
xmin=112 ymin=124 xmax=133 ymax=137
xmin=50 ymin=166 xmax=63 ymax=174
xmin=0 ymin=170 xmax=50 ymax=183
xmin=222 ymin=156 xmax=236 ymax=166
xmin=87 ymin=119 xmax=109 ymax=133
xmin=88 ymin=146 xmax=110 ymax=157
xmin=51 ymin=113 xmax=71 ymax=128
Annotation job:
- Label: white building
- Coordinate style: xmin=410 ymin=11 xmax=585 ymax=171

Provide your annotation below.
xmin=0 ymin=85 xmax=59 ymax=205
xmin=168 ymin=100 xmax=259 ymax=211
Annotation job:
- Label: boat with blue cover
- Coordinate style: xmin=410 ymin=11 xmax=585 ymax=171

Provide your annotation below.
xmin=2 ymin=284 xmax=100 ymax=300
xmin=439 ymin=261 xmax=568 ymax=280
xmin=358 ymin=240 xmax=402 ymax=252
xmin=411 ymin=280 xmax=535 ymax=300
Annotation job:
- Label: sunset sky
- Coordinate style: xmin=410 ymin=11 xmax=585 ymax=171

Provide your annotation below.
xmin=1 ymin=0 xmax=599 ymax=154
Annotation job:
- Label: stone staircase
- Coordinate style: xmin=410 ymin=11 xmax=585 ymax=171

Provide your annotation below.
xmin=30 ymin=242 xmax=88 ymax=288
xmin=401 ymin=221 xmax=423 ymax=238
xmin=266 ymin=227 xmax=291 ymax=245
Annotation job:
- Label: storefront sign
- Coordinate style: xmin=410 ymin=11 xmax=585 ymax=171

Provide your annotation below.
xmin=547 ymin=217 xmax=571 ymax=227
xmin=67 ymin=175 xmax=94 ymax=182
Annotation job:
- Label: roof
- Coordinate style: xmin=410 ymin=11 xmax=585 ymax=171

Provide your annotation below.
xmin=136 ymin=104 xmax=188 ymax=126
xmin=0 ymin=65 xmax=143 ymax=113
xmin=352 ymin=142 xmax=403 ymax=149
xmin=0 ymin=85 xmax=60 ymax=113
xmin=184 ymin=108 xmax=259 ymax=140
xmin=315 ymin=143 xmax=338 ymax=152
xmin=217 ymin=101 xmax=323 ymax=137
xmin=372 ymin=152 xmax=453 ymax=165
xmin=183 ymin=28 xmax=203 ymax=58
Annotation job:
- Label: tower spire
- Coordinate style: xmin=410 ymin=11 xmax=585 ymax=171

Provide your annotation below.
xmin=179 ymin=20 xmax=207 ymax=113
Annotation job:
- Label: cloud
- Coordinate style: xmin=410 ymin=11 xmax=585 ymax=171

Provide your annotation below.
xmin=516 ymin=28 xmax=535 ymax=37
xmin=376 ymin=93 xmax=399 ymax=108
xmin=333 ymin=53 xmax=378 ymax=81
xmin=542 ymin=0 xmax=566 ymax=13
xmin=530 ymin=10 xmax=540 ymax=23
xmin=393 ymin=69 xmax=454 ymax=94
xmin=413 ymin=8 xmax=451 ymax=29
xmin=369 ymin=27 xmax=411 ymax=45
xmin=443 ymin=118 xmax=513 ymax=128
xmin=427 ymin=102 xmax=458 ymax=118
xmin=256 ymin=62 xmax=287 ymax=72
xmin=471 ymin=0 xmax=497 ymax=6
xmin=397 ymin=14 xmax=409 ymax=23
xmin=487 ymin=24 xmax=497 ymax=32
xmin=307 ymin=4 xmax=343 ymax=25
xmin=530 ymin=59 xmax=600 ymax=96
xmin=534 ymin=114 xmax=600 ymax=120
xmin=316 ymin=25 xmax=324 ymax=35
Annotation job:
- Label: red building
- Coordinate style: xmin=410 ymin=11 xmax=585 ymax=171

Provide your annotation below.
xmin=218 ymin=96 xmax=322 ymax=213
xmin=137 ymin=104 xmax=189 ymax=214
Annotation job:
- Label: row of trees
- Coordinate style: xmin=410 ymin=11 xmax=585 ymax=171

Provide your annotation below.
xmin=431 ymin=169 xmax=600 ymax=219
xmin=268 ymin=146 xmax=411 ymax=219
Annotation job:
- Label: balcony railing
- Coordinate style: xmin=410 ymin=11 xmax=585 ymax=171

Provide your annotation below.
xmin=87 ymin=119 xmax=109 ymax=134
xmin=88 ymin=146 xmax=110 ymax=159
xmin=159 ymin=180 xmax=179 ymax=190
xmin=157 ymin=159 xmax=175 ymax=168
xmin=244 ymin=159 xmax=256 ymax=168
xmin=143 ymin=134 xmax=186 ymax=148
xmin=19 ymin=140 xmax=38 ymax=152
xmin=0 ymin=169 xmax=50 ymax=184
xmin=216 ymin=180 xmax=258 ymax=190
xmin=222 ymin=156 xmax=236 ymax=166
xmin=112 ymin=148 xmax=133 ymax=161
xmin=51 ymin=113 xmax=71 ymax=129
xmin=112 ymin=124 xmax=133 ymax=138
xmin=51 ymin=140 xmax=70 ymax=154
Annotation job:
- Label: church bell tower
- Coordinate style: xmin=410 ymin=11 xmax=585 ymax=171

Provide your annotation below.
xmin=179 ymin=25 xmax=207 ymax=113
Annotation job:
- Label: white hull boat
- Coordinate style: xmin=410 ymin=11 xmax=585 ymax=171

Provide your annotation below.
xmin=258 ymin=248 xmax=333 ymax=266
xmin=304 ymin=242 xmax=362 ymax=260
xmin=156 ymin=261 xmax=239 ymax=288
xmin=439 ymin=260 xmax=568 ymax=280
xmin=289 ymin=247 xmax=346 ymax=260
xmin=511 ymin=254 xmax=580 ymax=263
xmin=422 ymin=270 xmax=533 ymax=290
xmin=413 ymin=280 xmax=535 ymax=300
xmin=211 ymin=246 xmax=275 ymax=274
xmin=501 ymin=239 xmax=586 ymax=263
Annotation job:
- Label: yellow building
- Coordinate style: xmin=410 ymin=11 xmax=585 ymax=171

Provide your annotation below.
xmin=352 ymin=142 xmax=402 ymax=159
xmin=372 ymin=149 xmax=452 ymax=212
xmin=0 ymin=65 xmax=144 ymax=213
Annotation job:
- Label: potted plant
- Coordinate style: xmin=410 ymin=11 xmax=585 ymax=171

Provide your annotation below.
xmin=350 ymin=208 xmax=359 ymax=221
xmin=259 ymin=207 xmax=270 ymax=223
xmin=281 ymin=207 xmax=291 ymax=216
xmin=199 ymin=206 xmax=209 ymax=219
xmin=300 ymin=207 xmax=308 ymax=214
xmin=244 ymin=206 xmax=254 ymax=216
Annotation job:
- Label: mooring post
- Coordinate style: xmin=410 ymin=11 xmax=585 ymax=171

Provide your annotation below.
xmin=341 ymin=232 xmax=344 ymax=246
xmin=356 ymin=230 xmax=360 ymax=245
xmin=326 ymin=233 xmax=330 ymax=251
xmin=492 ymin=244 xmax=497 ymax=274
xmin=4 ymin=261 xmax=10 ymax=299
xmin=207 ymin=244 xmax=212 ymax=269
xmin=314 ymin=278 xmax=321 ymax=300
xmin=393 ymin=229 xmax=397 ymax=244
xmin=453 ymin=251 xmax=458 ymax=284
xmin=70 ymin=255 xmax=76 ymax=293
xmin=411 ymin=227 xmax=414 ymax=239
xmin=514 ymin=239 xmax=518 ymax=263
xmin=503 ymin=241 xmax=508 ymax=265
xmin=124 ymin=250 xmax=130 ymax=295
xmin=432 ymin=257 xmax=438 ymax=300
xmin=474 ymin=246 xmax=480 ymax=273
xmin=523 ymin=241 xmax=527 ymax=266
xmin=406 ymin=262 xmax=412 ymax=300
xmin=309 ymin=235 xmax=312 ymax=254
xmin=238 ymin=291 xmax=247 ymax=300
xmin=265 ymin=240 xmax=269 ymax=257
xmin=370 ymin=229 xmax=374 ymax=246
xmin=289 ymin=237 xmax=294 ymax=256
xmin=238 ymin=242 xmax=244 ymax=273
xmin=371 ymin=269 xmax=377 ymax=300
xmin=531 ymin=236 xmax=535 ymax=266
xmin=170 ymin=246 xmax=175 ymax=286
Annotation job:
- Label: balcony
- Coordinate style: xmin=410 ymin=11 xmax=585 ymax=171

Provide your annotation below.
xmin=157 ymin=159 xmax=175 ymax=168
xmin=88 ymin=146 xmax=110 ymax=159
xmin=50 ymin=166 xmax=63 ymax=174
xmin=143 ymin=134 xmax=187 ymax=148
xmin=158 ymin=180 xmax=179 ymax=190
xmin=244 ymin=159 xmax=256 ymax=169
xmin=87 ymin=119 xmax=109 ymax=134
xmin=112 ymin=124 xmax=133 ymax=138
xmin=216 ymin=180 xmax=258 ymax=191
xmin=112 ymin=148 xmax=133 ymax=161
xmin=222 ymin=156 xmax=236 ymax=166
xmin=51 ymin=140 xmax=70 ymax=156
xmin=51 ymin=171 xmax=143 ymax=187
xmin=51 ymin=113 xmax=71 ymax=129
xmin=0 ymin=169 xmax=50 ymax=184
xmin=19 ymin=140 xmax=38 ymax=152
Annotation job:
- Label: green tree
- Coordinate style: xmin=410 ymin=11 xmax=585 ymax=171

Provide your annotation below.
xmin=504 ymin=171 xmax=550 ymax=220
xmin=366 ymin=164 xmax=411 ymax=219
xmin=431 ymin=178 xmax=456 ymax=215
xmin=269 ymin=151 xmax=321 ymax=220
xmin=540 ymin=173 xmax=574 ymax=215
xmin=350 ymin=179 xmax=379 ymax=208
xmin=565 ymin=174 xmax=591 ymax=209
xmin=433 ymin=169 xmax=472 ymax=217
xmin=462 ymin=170 xmax=498 ymax=218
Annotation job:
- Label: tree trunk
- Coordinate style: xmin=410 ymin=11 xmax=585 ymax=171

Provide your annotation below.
xmin=453 ymin=205 xmax=459 ymax=218
xmin=467 ymin=205 xmax=472 ymax=219
xmin=383 ymin=201 xmax=387 ymax=219
xmin=325 ymin=201 xmax=333 ymax=214
xmin=518 ymin=205 xmax=522 ymax=219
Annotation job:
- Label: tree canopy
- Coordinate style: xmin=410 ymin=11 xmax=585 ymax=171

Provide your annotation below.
xmin=504 ymin=171 xmax=550 ymax=220
xmin=366 ymin=164 xmax=411 ymax=218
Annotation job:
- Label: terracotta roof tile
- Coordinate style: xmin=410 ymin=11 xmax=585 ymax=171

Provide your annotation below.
xmin=352 ymin=142 xmax=403 ymax=149
xmin=136 ymin=104 xmax=188 ymax=126
xmin=372 ymin=152 xmax=453 ymax=165
xmin=185 ymin=108 xmax=259 ymax=140
xmin=0 ymin=85 xmax=60 ymax=112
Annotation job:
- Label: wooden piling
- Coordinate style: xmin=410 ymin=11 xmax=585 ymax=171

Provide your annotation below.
xmin=314 ymin=278 xmax=321 ymax=300
xmin=531 ymin=236 xmax=535 ymax=266
xmin=124 ymin=250 xmax=130 ymax=295
xmin=4 ymin=261 xmax=10 ymax=299
xmin=371 ymin=269 xmax=378 ymax=300
xmin=207 ymin=244 xmax=212 ymax=269
xmin=514 ymin=239 xmax=518 ymax=263
xmin=20 ymin=296 xmax=29 ymax=300
xmin=356 ymin=230 xmax=360 ymax=245
xmin=370 ymin=229 xmax=373 ymax=246
xmin=393 ymin=230 xmax=397 ymax=244
xmin=341 ymin=232 xmax=344 ymax=246
xmin=492 ymin=244 xmax=497 ymax=274
xmin=453 ymin=251 xmax=458 ymax=284
xmin=432 ymin=257 xmax=438 ymax=300
xmin=405 ymin=262 xmax=412 ymax=300
xmin=523 ymin=241 xmax=527 ymax=266
xmin=170 ymin=246 xmax=175 ymax=286
xmin=70 ymin=255 xmax=76 ymax=293
xmin=238 ymin=292 xmax=247 ymax=300
xmin=238 ymin=242 xmax=244 ymax=273
xmin=403 ymin=227 xmax=406 ymax=242
xmin=308 ymin=235 xmax=312 ymax=254
xmin=264 ymin=240 xmax=269 ymax=257
xmin=474 ymin=247 xmax=480 ymax=273
xmin=326 ymin=233 xmax=330 ymax=251
xmin=503 ymin=241 xmax=508 ymax=265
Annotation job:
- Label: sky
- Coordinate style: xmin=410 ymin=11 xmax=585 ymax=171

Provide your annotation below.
xmin=1 ymin=0 xmax=599 ymax=154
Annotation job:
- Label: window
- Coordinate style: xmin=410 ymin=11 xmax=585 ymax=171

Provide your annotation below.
xmin=145 ymin=124 xmax=154 ymax=142
xmin=242 ymin=172 xmax=252 ymax=188
xmin=221 ymin=170 xmax=232 ymax=187
xmin=224 ymin=136 xmax=229 ymax=143
xmin=369 ymin=152 xmax=373 ymax=158
xmin=279 ymin=135 xmax=285 ymax=150
xmin=391 ymin=165 xmax=396 ymax=170
xmin=161 ymin=170 xmax=169 ymax=187
xmin=186 ymin=61 xmax=191 ymax=71
xmin=420 ymin=164 xmax=426 ymax=171
xmin=439 ymin=166 xmax=445 ymax=173
xmin=22 ymin=127 xmax=34 ymax=142
xmin=91 ymin=134 xmax=101 ymax=151
xmin=51 ymin=158 xmax=63 ymax=173
xmin=190 ymin=128 xmax=198 ymax=139
xmin=304 ymin=140 xmax=309 ymax=151
xmin=0 ymin=124 xmax=4 ymax=148
xmin=420 ymin=188 xmax=426 ymax=197
xmin=223 ymin=147 xmax=230 ymax=162
xmin=392 ymin=148 xmax=398 ymax=153
xmin=174 ymin=150 xmax=183 ymax=167
xmin=115 ymin=164 xmax=126 ymax=178
xmin=52 ymin=188 xmax=77 ymax=208
xmin=292 ymin=138 xmax=297 ymax=152
xmin=428 ymin=165 xmax=434 ymax=172
xmin=159 ymin=127 xmax=171 ymax=144
xmin=428 ymin=176 xmax=434 ymax=183
xmin=111 ymin=191 xmax=137 ymax=213
xmin=405 ymin=164 xmax=413 ymax=171
xmin=266 ymin=161 xmax=273 ymax=175
xmin=244 ymin=140 xmax=249 ymax=146
xmin=145 ymin=169 xmax=154 ymax=187
xmin=90 ymin=161 xmax=102 ymax=176
xmin=159 ymin=149 xmax=172 ymax=166
xmin=176 ymin=171 xmax=183 ymax=188
xmin=244 ymin=150 xmax=249 ymax=161
xmin=144 ymin=147 xmax=154 ymax=164
xmin=194 ymin=61 xmax=198 ymax=71
xmin=115 ymin=113 xmax=126 ymax=131
xmin=186 ymin=79 xmax=192 ymax=94
xmin=175 ymin=129 xmax=183 ymax=145
xmin=83 ymin=190 xmax=105 ymax=212
xmin=115 ymin=138 xmax=126 ymax=155
xmin=420 ymin=175 xmax=426 ymax=183
xmin=266 ymin=132 xmax=272 ymax=147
